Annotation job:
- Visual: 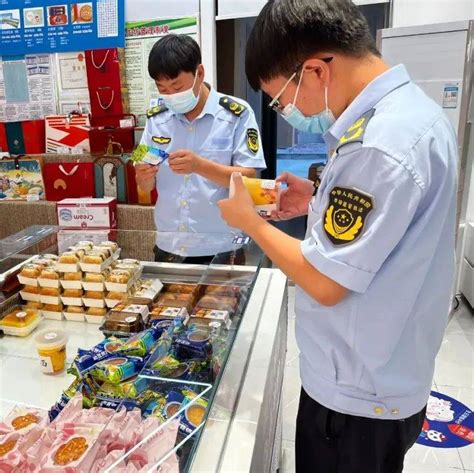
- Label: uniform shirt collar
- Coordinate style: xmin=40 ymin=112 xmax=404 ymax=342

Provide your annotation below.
xmin=323 ymin=64 xmax=411 ymax=149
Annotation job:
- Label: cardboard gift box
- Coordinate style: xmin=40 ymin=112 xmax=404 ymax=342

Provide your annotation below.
xmin=45 ymin=113 xmax=91 ymax=153
xmin=57 ymin=197 xmax=117 ymax=229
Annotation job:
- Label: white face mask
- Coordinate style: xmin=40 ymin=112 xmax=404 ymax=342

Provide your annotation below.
xmin=159 ymin=72 xmax=199 ymax=114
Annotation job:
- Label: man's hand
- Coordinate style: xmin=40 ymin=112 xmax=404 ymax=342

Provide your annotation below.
xmin=218 ymin=173 xmax=261 ymax=232
xmin=270 ymin=172 xmax=315 ymax=220
xmin=168 ymin=150 xmax=202 ymax=175
xmin=135 ymin=163 xmax=158 ymax=192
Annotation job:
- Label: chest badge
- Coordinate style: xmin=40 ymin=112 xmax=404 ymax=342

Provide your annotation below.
xmin=152 ymin=136 xmax=171 ymax=145
xmin=246 ymin=128 xmax=259 ymax=154
xmin=324 ymin=186 xmax=374 ymax=245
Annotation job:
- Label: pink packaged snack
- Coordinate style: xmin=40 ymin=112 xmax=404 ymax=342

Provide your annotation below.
xmin=1 ymin=406 xmax=49 ymax=434
xmin=40 ymin=424 xmax=103 ymax=472
xmin=0 ymin=427 xmax=43 ymax=472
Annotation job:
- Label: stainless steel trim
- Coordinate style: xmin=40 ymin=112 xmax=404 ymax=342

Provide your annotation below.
xmin=190 ymin=269 xmax=288 ymax=472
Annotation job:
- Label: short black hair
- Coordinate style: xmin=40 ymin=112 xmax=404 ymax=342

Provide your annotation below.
xmin=246 ymin=0 xmax=380 ymax=90
xmin=148 ymin=34 xmax=201 ymax=80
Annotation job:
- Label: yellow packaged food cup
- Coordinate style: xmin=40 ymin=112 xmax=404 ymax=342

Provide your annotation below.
xmin=34 ymin=329 xmax=68 ymax=374
xmin=229 ymin=176 xmax=281 ymax=217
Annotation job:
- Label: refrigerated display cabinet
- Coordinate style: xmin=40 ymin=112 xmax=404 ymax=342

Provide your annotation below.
xmin=0 ymin=226 xmax=288 ymax=472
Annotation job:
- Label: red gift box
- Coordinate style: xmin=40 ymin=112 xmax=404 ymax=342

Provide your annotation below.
xmin=43 ymin=162 xmax=96 ymax=201
xmin=0 ymin=120 xmax=45 ymax=154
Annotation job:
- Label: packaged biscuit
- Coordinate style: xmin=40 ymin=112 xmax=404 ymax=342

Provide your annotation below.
xmin=73 ymin=338 xmax=124 ymax=374
xmin=97 ymin=374 xmax=149 ymax=400
xmin=89 ymin=356 xmax=144 ymax=384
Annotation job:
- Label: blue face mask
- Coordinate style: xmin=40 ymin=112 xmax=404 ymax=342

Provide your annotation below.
xmin=159 ymin=72 xmax=199 ymax=114
xmin=280 ymin=70 xmax=335 ymax=134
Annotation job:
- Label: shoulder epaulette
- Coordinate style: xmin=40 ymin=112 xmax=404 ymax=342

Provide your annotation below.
xmin=219 ymin=96 xmax=247 ymax=117
xmin=146 ymin=105 xmax=168 ymax=119
xmin=337 ymin=108 xmax=375 ymax=151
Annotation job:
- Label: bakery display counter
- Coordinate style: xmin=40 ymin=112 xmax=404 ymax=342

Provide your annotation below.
xmin=0 ymin=227 xmax=288 ymax=472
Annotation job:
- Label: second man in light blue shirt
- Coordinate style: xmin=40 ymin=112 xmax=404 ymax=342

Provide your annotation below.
xmin=135 ymin=34 xmax=266 ymax=262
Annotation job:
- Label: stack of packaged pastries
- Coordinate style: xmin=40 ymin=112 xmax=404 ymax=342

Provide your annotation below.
xmin=15 ymin=241 xmax=124 ymax=324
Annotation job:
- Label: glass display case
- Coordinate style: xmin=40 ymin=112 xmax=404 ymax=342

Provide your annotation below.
xmin=0 ymin=226 xmax=288 ymax=472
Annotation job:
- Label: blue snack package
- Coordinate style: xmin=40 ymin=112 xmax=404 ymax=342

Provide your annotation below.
xmin=174 ymin=327 xmax=213 ymax=361
xmin=116 ymin=329 xmax=157 ymax=358
xmin=74 ymin=337 xmax=124 ymax=374
xmin=89 ymin=356 xmax=144 ymax=384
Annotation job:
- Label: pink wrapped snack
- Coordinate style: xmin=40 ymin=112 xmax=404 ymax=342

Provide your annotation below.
xmin=107 ymin=409 xmax=142 ymax=453
xmin=40 ymin=424 xmax=103 ymax=472
xmin=0 ymin=427 xmax=43 ymax=472
xmin=0 ymin=406 xmax=48 ymax=436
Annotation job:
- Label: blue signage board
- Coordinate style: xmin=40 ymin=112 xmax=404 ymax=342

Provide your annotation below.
xmin=0 ymin=0 xmax=125 ymax=55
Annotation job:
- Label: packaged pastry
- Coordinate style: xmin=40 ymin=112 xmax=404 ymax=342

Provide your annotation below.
xmin=83 ymin=291 xmax=105 ymax=309
xmin=57 ymin=252 xmax=81 ymax=272
xmin=115 ymin=258 xmax=140 ymax=267
xmin=110 ymin=303 xmax=149 ymax=322
xmin=188 ymin=309 xmax=231 ymax=330
xmin=84 ymin=272 xmax=105 ymax=283
xmin=40 ymin=287 xmax=61 ymax=305
xmin=42 ymin=303 xmax=64 ymax=321
xmin=230 ymin=176 xmax=281 ymax=217
xmin=99 ymin=241 xmax=118 ymax=252
xmin=195 ymin=295 xmax=238 ymax=314
xmin=41 ymin=253 xmax=59 ymax=262
xmin=83 ymin=252 xmax=106 ymax=265
xmin=38 ymin=268 xmax=60 ymax=288
xmin=108 ymin=270 xmax=130 ymax=283
xmin=82 ymin=271 xmax=109 ymax=292
xmin=0 ymin=308 xmax=41 ymax=337
xmin=127 ymin=279 xmax=163 ymax=306
xmin=85 ymin=307 xmax=107 ymax=324
xmin=105 ymin=270 xmax=135 ymax=293
xmin=41 ymin=425 xmax=101 ymax=471
xmin=104 ymin=291 xmax=128 ymax=308
xmin=18 ymin=263 xmax=42 ymax=286
xmin=59 ymin=252 xmax=80 ymax=264
xmin=154 ymin=293 xmax=195 ymax=314
xmin=35 ymin=329 xmax=68 ymax=374
xmin=64 ymin=306 xmax=85 ymax=322
xmin=100 ymin=312 xmax=145 ymax=337
xmin=202 ymin=284 xmax=241 ymax=298
xmin=63 ymin=272 xmax=82 ymax=281
xmin=163 ymin=283 xmax=196 ymax=294
xmin=77 ymin=241 xmax=94 ymax=249
xmin=23 ymin=285 xmax=40 ymax=294
xmin=61 ymin=288 xmax=83 ymax=307
xmin=149 ymin=305 xmax=188 ymax=323
xmin=3 ymin=406 xmax=48 ymax=433
xmin=20 ymin=285 xmax=41 ymax=302
xmin=89 ymin=356 xmax=144 ymax=384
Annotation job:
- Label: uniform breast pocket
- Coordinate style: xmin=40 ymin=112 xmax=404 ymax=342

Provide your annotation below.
xmin=203 ymin=149 xmax=233 ymax=166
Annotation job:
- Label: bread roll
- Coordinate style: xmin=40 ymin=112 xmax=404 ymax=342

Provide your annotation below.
xmin=63 ymin=272 xmax=82 ymax=281
xmin=108 ymin=270 xmax=130 ymax=284
xmin=106 ymin=291 xmax=127 ymax=301
xmin=43 ymin=303 xmax=63 ymax=312
xmin=40 ymin=269 xmax=59 ymax=280
xmin=59 ymin=252 xmax=80 ymax=264
xmin=20 ymin=264 xmax=41 ymax=279
xmin=40 ymin=287 xmax=60 ymax=296
xmin=84 ymin=273 xmax=104 ymax=283
xmin=23 ymin=285 xmax=40 ymax=294
xmin=66 ymin=306 xmax=84 ymax=314
xmin=85 ymin=291 xmax=104 ymax=300
xmin=87 ymin=307 xmax=107 ymax=316
xmin=63 ymin=289 xmax=83 ymax=298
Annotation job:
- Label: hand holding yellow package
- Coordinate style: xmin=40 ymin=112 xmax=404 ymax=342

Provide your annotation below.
xmin=229 ymin=177 xmax=281 ymax=217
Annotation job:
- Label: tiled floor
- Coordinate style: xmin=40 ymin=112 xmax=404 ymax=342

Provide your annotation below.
xmin=280 ymin=286 xmax=474 ymax=472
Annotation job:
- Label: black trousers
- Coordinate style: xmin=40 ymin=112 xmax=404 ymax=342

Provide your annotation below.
xmin=295 ymin=388 xmax=426 ymax=473
xmin=153 ymin=246 xmax=246 ymax=266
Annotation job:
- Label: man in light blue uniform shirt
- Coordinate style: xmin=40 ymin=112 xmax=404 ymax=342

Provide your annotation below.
xmin=135 ymin=34 xmax=266 ymax=262
xmin=218 ymin=1 xmax=458 ymax=472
